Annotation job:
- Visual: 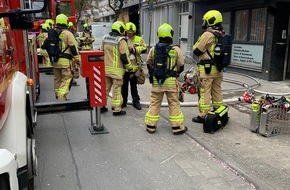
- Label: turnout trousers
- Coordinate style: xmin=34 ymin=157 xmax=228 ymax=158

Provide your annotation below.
xmin=106 ymin=77 xmax=123 ymax=112
xmin=198 ymin=73 xmax=223 ymax=118
xmin=54 ymin=67 xmax=72 ymax=100
xmin=121 ymin=72 xmax=140 ymax=104
xmin=145 ymin=89 xmax=185 ymax=134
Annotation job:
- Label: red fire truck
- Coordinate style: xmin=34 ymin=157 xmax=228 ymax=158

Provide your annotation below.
xmin=31 ymin=0 xmax=76 ymax=32
xmin=0 ymin=0 xmax=76 ymax=189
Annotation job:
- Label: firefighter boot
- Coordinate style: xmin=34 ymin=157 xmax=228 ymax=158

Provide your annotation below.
xmin=133 ymin=102 xmax=142 ymax=110
xmin=192 ymin=116 xmax=205 ymax=123
xmin=100 ymin=106 xmax=108 ymax=113
xmin=172 ymin=126 xmax=188 ymax=135
xmin=146 ymin=125 xmax=156 ymax=134
xmin=113 ymin=110 xmax=126 ymax=116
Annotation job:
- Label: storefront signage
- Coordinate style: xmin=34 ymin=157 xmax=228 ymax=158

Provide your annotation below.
xmin=231 ymin=44 xmax=264 ymax=69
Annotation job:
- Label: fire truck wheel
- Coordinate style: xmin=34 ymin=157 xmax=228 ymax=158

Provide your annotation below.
xmin=189 ymin=86 xmax=196 ymax=94
xmin=27 ymin=117 xmax=36 ymax=190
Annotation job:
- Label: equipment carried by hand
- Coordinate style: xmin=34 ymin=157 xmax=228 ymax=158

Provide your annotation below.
xmin=135 ymin=67 xmax=146 ymax=85
xmin=203 ymin=105 xmax=229 ymax=134
xmin=71 ymin=62 xmax=80 ymax=79
xmin=177 ymin=81 xmax=184 ymax=102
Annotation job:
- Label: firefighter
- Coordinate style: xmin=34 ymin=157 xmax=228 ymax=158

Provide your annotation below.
xmin=68 ymin=22 xmax=74 ymax=34
xmin=101 ymin=21 xmax=134 ymax=116
xmin=45 ymin=19 xmax=54 ymax=29
xmin=192 ymin=10 xmax=224 ymax=123
xmin=145 ymin=23 xmax=187 ymax=135
xmin=67 ymin=21 xmax=78 ymax=86
xmin=121 ymin=22 xmax=147 ymax=110
xmin=37 ymin=23 xmax=51 ymax=67
xmin=53 ymin=14 xmax=80 ymax=101
xmin=79 ymin=23 xmax=94 ymax=50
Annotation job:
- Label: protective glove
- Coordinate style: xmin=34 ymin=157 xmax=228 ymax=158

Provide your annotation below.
xmin=129 ymin=47 xmax=136 ymax=54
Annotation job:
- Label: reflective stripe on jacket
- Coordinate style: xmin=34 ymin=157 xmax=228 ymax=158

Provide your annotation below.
xmin=54 ymin=29 xmax=79 ymax=68
xmin=147 ymin=45 xmax=184 ymax=91
xmin=127 ymin=35 xmax=147 ymax=72
xmin=102 ymin=35 xmax=133 ymax=79
xmin=193 ymin=30 xmax=220 ymax=76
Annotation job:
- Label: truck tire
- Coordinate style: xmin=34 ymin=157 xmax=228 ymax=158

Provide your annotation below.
xmin=27 ymin=117 xmax=36 ymax=190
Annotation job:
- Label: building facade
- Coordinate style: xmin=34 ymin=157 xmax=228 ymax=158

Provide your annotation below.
xmin=96 ymin=0 xmax=290 ymax=81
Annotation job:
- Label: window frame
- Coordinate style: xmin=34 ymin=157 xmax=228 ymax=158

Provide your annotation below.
xmin=233 ymin=7 xmax=267 ymax=44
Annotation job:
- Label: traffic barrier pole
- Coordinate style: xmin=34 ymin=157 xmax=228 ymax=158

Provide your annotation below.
xmin=80 ymin=50 xmax=109 ymax=134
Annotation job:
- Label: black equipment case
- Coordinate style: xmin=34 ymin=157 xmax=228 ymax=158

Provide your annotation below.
xmin=203 ymin=105 xmax=229 ymax=134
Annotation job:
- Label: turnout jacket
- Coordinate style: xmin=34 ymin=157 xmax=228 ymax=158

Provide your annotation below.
xmin=101 ymin=32 xmax=133 ymax=79
xmin=55 ymin=29 xmax=80 ymax=68
xmin=127 ymin=35 xmax=147 ymax=72
xmin=146 ymin=45 xmax=184 ymax=91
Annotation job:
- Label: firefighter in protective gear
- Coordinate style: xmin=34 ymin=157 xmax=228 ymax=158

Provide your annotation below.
xmin=37 ymin=23 xmax=51 ymax=67
xmin=68 ymin=22 xmax=74 ymax=34
xmin=53 ymin=14 xmax=80 ymax=100
xmin=79 ymin=23 xmax=94 ymax=50
xmin=192 ymin=10 xmax=224 ymax=123
xmin=121 ymin=22 xmax=147 ymax=110
xmin=145 ymin=23 xmax=187 ymax=135
xmin=101 ymin=21 xmax=134 ymax=116
xmin=67 ymin=21 xmax=79 ymax=86
xmin=45 ymin=19 xmax=54 ymax=29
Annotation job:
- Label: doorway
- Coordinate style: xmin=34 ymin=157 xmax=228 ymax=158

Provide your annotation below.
xmin=284 ymin=14 xmax=290 ymax=79
xmin=128 ymin=5 xmax=140 ymax=35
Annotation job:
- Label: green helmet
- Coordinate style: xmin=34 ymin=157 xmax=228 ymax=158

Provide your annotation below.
xmin=56 ymin=14 xmax=68 ymax=26
xmin=202 ymin=10 xmax=223 ymax=27
xmin=157 ymin=23 xmax=174 ymax=39
xmin=112 ymin=21 xmax=126 ymax=35
xmin=125 ymin=22 xmax=136 ymax=33
xmin=45 ymin=19 xmax=54 ymax=28
xmin=41 ymin=23 xmax=50 ymax=31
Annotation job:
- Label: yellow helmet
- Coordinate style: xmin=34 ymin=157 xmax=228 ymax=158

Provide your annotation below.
xmin=56 ymin=14 xmax=68 ymax=26
xmin=202 ymin=10 xmax=223 ymax=27
xmin=157 ymin=23 xmax=174 ymax=39
xmin=112 ymin=21 xmax=126 ymax=35
xmin=68 ymin=22 xmax=74 ymax=28
xmin=83 ymin=23 xmax=89 ymax=30
xmin=41 ymin=23 xmax=50 ymax=31
xmin=45 ymin=19 xmax=54 ymax=27
xmin=125 ymin=22 xmax=136 ymax=33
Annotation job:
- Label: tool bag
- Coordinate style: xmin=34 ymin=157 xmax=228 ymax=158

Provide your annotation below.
xmin=71 ymin=63 xmax=80 ymax=79
xmin=135 ymin=67 xmax=146 ymax=85
xmin=203 ymin=105 xmax=229 ymax=134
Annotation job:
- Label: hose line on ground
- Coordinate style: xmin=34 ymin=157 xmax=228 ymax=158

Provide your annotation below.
xmin=120 ymin=70 xmax=290 ymax=107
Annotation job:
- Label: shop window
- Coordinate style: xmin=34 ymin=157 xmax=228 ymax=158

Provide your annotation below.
xmin=234 ymin=8 xmax=266 ymax=42
xmin=222 ymin=11 xmax=231 ymax=34
xmin=250 ymin=8 xmax=266 ymax=42
xmin=234 ymin=10 xmax=249 ymax=41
